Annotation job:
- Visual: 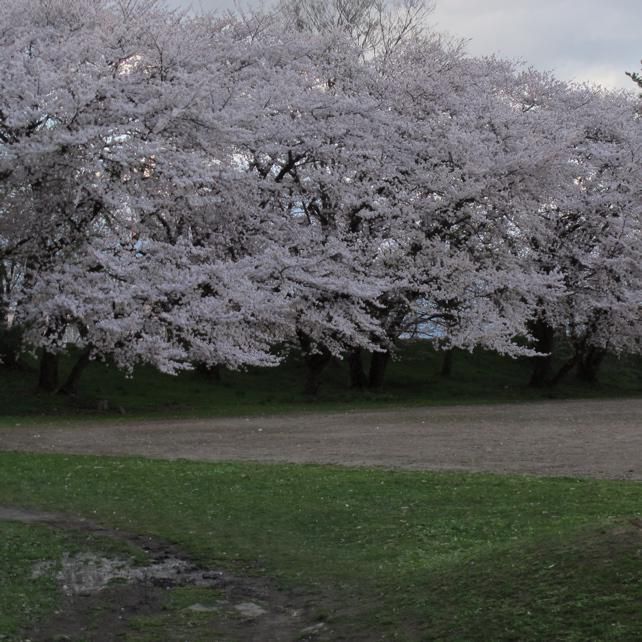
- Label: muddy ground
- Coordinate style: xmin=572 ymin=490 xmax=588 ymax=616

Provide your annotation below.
xmin=1 ymin=397 xmax=641 ymax=479
xmin=0 ymin=506 xmax=334 ymax=642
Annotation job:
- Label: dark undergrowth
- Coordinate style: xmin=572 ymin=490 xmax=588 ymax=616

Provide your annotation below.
xmin=1 ymin=342 xmax=640 ymax=424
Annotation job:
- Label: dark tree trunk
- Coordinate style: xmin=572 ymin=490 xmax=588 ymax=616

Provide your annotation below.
xmin=347 ymin=349 xmax=367 ymax=389
xmin=298 ymin=332 xmax=332 ymax=396
xmin=303 ymin=350 xmax=332 ymax=396
xmin=0 ymin=324 xmax=22 ymax=369
xmin=440 ymin=349 xmax=454 ymax=378
xmin=529 ymin=319 xmax=555 ymax=387
xmin=550 ymin=356 xmax=578 ymax=387
xmin=57 ymin=348 xmax=92 ymax=396
xmin=38 ymin=350 xmax=59 ymax=392
xmin=368 ymin=350 xmax=390 ymax=390
xmin=576 ymin=347 xmax=605 ymax=384
xmin=0 ymin=288 xmax=21 ymax=368
xmin=196 ymin=363 xmax=221 ymax=382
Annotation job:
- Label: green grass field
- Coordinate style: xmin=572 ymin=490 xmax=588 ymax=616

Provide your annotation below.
xmin=2 ymin=346 xmax=640 ymax=639
xmin=2 ymin=342 xmax=641 ymax=424
xmin=1 ymin=453 xmax=641 ymax=640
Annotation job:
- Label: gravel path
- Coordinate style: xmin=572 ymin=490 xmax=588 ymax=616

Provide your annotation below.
xmin=1 ymin=398 xmax=641 ymax=479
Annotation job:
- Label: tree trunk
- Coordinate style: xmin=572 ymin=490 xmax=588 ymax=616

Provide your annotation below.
xmin=347 ymin=349 xmax=367 ymax=389
xmin=298 ymin=332 xmax=332 ymax=396
xmin=0 ymin=325 xmax=22 ymax=369
xmin=57 ymin=348 xmax=91 ymax=396
xmin=576 ymin=347 xmax=605 ymax=384
xmin=303 ymin=350 xmax=332 ymax=396
xmin=196 ymin=363 xmax=221 ymax=382
xmin=440 ymin=349 xmax=454 ymax=378
xmin=38 ymin=350 xmax=59 ymax=392
xmin=0 ymin=289 xmax=21 ymax=368
xmin=550 ymin=356 xmax=578 ymax=387
xmin=529 ymin=319 xmax=555 ymax=387
xmin=368 ymin=350 xmax=390 ymax=390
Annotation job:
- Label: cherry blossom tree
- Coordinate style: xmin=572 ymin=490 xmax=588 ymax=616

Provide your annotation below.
xmin=353 ymin=46 xmax=576 ymax=387
xmin=0 ymin=0 xmax=125 ymax=384
xmin=216 ymin=24 xmax=400 ymax=392
xmin=527 ymin=87 xmax=642 ymax=385
xmin=2 ymin=0 xmax=638 ymax=396
xmin=3 ymin=0 xmax=389 ymax=392
xmin=1 ymin=1 xmax=288 ymax=384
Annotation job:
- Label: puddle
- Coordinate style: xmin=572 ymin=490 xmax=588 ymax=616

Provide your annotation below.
xmin=33 ymin=553 xmax=193 ymax=595
xmin=234 ymin=601 xmax=269 ymax=618
xmin=186 ymin=603 xmax=220 ymax=613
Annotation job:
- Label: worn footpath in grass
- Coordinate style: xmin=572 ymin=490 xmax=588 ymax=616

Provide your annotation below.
xmin=0 ymin=520 xmax=151 ymax=637
xmin=1 ymin=343 xmax=640 ymax=425
xmin=0 ymin=452 xmax=641 ymax=640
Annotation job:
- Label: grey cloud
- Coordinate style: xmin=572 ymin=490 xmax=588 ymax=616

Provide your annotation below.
xmin=430 ymin=0 xmax=641 ymax=89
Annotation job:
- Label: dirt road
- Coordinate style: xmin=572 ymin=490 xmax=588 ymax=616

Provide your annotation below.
xmin=1 ymin=398 xmax=641 ymax=479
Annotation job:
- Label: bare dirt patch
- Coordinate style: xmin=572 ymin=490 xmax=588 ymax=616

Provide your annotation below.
xmin=1 ymin=398 xmax=641 ymax=479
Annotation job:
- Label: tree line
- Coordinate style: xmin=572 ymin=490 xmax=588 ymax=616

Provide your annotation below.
xmin=0 ymin=0 xmax=640 ymax=395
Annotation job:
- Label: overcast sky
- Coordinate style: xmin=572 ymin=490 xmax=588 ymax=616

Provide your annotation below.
xmin=167 ymin=0 xmax=640 ymax=90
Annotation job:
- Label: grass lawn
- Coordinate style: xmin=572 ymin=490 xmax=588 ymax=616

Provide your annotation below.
xmin=1 ymin=342 xmax=640 ymax=425
xmin=1 ymin=452 xmax=641 ymax=640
